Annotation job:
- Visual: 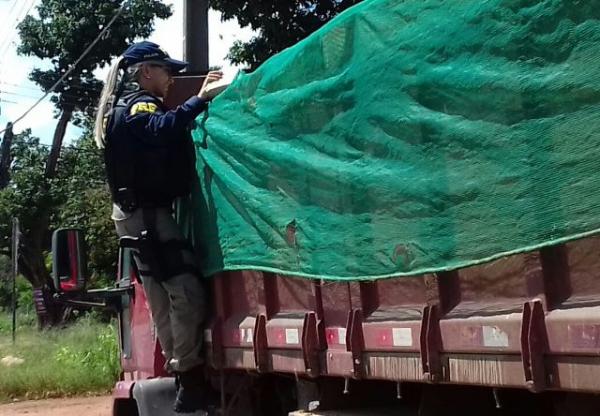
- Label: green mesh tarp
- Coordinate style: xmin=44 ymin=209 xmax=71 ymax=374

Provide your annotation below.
xmin=189 ymin=0 xmax=600 ymax=280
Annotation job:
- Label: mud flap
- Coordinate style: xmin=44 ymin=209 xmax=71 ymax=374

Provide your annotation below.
xmin=132 ymin=377 xmax=207 ymax=416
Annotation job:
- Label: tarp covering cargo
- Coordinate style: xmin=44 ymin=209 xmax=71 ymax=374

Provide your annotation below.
xmin=188 ymin=0 xmax=600 ymax=280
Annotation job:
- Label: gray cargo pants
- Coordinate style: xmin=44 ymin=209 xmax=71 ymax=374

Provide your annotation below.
xmin=114 ymin=206 xmax=206 ymax=373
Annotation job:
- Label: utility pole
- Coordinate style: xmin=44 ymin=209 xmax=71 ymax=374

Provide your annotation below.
xmin=183 ymin=0 xmax=210 ymax=73
xmin=11 ymin=218 xmax=19 ymax=343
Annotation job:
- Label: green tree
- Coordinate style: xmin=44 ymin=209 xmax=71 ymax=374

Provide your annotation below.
xmin=11 ymin=0 xmax=172 ymax=290
xmin=54 ymin=126 xmax=117 ymax=287
xmin=211 ymin=0 xmax=363 ymax=70
xmin=0 ymin=126 xmax=117 ymax=314
xmin=0 ymin=255 xmax=13 ymax=309
xmin=0 ymin=131 xmax=51 ymax=289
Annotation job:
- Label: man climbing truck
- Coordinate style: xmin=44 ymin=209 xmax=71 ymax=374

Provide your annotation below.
xmin=52 ymin=0 xmax=600 ymax=415
xmin=93 ymin=40 xmax=224 ymax=414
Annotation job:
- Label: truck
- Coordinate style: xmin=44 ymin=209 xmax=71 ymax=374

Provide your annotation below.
xmin=47 ymin=0 xmax=600 ymax=416
xmin=47 ymin=71 xmax=600 ymax=416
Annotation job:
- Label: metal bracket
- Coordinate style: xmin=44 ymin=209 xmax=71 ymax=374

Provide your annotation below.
xmin=346 ymin=309 xmax=365 ymax=378
xmin=420 ymin=304 xmax=442 ymax=382
xmin=302 ymin=312 xmax=321 ymax=377
xmin=53 ymin=286 xmax=132 ymax=311
xmin=521 ymin=300 xmax=548 ymax=392
xmin=253 ymin=314 xmax=269 ymax=373
xmin=208 ymin=317 xmax=224 ymax=369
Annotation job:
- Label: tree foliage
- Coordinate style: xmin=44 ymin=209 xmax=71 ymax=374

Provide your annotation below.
xmin=17 ymin=0 xmax=172 ymax=125
xmin=54 ymin=129 xmax=117 ymax=287
xmin=0 ymin=127 xmax=116 ymax=289
xmin=211 ymin=0 xmax=364 ymax=70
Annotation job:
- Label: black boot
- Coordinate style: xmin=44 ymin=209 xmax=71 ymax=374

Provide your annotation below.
xmin=173 ymin=365 xmax=208 ymax=413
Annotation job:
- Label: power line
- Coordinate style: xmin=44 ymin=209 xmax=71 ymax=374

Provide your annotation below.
xmin=0 ymin=82 xmax=40 ymax=92
xmin=0 ymin=90 xmax=40 ymax=99
xmin=1 ymin=82 xmax=104 ymax=97
xmin=0 ymin=0 xmax=37 ymax=61
xmin=0 ymin=0 xmax=106 ymax=101
xmin=0 ymin=0 xmax=130 ymax=135
xmin=4 ymin=0 xmax=19 ymax=22
xmin=0 ymin=0 xmax=23 ymax=51
xmin=0 ymin=0 xmax=39 ymax=113
xmin=1 ymin=0 xmax=37 ymax=55
xmin=0 ymin=88 xmax=97 ymax=103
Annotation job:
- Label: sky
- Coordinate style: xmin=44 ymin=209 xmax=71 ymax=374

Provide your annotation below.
xmin=0 ymin=0 xmax=255 ymax=144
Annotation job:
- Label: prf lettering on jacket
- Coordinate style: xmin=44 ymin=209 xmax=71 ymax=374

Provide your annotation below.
xmin=130 ymin=102 xmax=158 ymax=116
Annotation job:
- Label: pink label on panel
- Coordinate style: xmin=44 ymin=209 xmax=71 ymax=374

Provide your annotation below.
xmin=460 ymin=326 xmax=484 ymax=347
xmin=568 ymin=324 xmax=600 ymax=349
xmin=231 ymin=329 xmax=241 ymax=344
xmin=376 ymin=329 xmax=394 ymax=347
xmin=326 ymin=328 xmax=347 ymax=345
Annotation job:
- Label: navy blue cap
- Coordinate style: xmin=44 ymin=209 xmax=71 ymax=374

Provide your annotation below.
xmin=122 ymin=41 xmax=188 ymax=72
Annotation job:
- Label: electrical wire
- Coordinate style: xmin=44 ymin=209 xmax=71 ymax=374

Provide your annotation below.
xmin=0 ymin=0 xmax=130 ymax=135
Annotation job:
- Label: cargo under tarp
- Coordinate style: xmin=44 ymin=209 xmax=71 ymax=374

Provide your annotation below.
xmin=186 ymin=0 xmax=600 ymax=280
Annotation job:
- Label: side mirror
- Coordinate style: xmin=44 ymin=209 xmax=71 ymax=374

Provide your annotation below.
xmin=51 ymin=228 xmax=88 ymax=293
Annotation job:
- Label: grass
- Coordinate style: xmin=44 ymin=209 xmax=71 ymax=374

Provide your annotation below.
xmin=0 ymin=311 xmax=120 ymax=402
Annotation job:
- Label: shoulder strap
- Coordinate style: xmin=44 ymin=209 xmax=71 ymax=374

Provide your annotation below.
xmin=118 ymin=90 xmax=152 ymax=108
xmin=103 ymin=90 xmax=150 ymax=145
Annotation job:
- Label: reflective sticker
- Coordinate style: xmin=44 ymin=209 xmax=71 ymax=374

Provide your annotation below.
xmin=338 ymin=328 xmax=347 ymax=345
xmin=130 ymin=102 xmax=158 ymax=115
xmin=102 ymin=116 xmax=109 ymax=135
xmin=482 ymin=326 xmax=509 ymax=348
xmin=204 ymin=329 xmax=212 ymax=343
xmin=392 ymin=328 xmax=413 ymax=347
xmin=241 ymin=328 xmax=254 ymax=344
xmin=285 ymin=328 xmax=300 ymax=345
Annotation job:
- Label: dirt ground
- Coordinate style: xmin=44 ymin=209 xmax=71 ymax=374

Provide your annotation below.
xmin=0 ymin=396 xmax=112 ymax=416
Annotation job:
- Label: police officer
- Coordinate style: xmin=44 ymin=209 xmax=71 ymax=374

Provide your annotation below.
xmin=94 ymin=41 xmax=223 ymax=413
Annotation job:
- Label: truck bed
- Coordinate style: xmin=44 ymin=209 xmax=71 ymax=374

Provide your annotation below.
xmin=163 ymin=76 xmax=600 ymax=394
xmin=204 ymin=235 xmax=600 ymax=393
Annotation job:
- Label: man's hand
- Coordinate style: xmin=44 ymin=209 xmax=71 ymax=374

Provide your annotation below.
xmin=198 ymin=71 xmax=225 ymax=100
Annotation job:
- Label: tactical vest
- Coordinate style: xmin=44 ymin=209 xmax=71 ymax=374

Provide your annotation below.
xmin=103 ymin=91 xmax=196 ymax=212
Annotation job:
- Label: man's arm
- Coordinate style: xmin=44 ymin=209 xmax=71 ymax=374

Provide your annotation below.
xmin=125 ymin=95 xmax=208 ymax=146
